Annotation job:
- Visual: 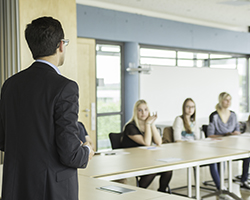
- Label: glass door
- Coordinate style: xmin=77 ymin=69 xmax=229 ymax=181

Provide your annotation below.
xmin=96 ymin=43 xmax=123 ymax=150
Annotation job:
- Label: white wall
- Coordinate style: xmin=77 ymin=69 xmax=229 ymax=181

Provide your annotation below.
xmin=139 ymin=66 xmax=239 ymax=125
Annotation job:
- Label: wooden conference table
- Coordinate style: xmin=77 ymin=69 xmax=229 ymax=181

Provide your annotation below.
xmin=189 ymin=133 xmax=250 ymax=151
xmin=79 ymin=142 xmax=250 ymax=200
xmin=0 ymin=164 xmax=188 ymax=200
xmin=0 ymin=137 xmax=249 ymax=200
xmin=184 ymin=135 xmax=250 ymax=198
xmin=78 ymin=175 xmax=190 ymax=200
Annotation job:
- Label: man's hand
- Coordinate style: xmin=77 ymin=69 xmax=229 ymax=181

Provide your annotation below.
xmin=84 ymin=141 xmax=94 ymax=161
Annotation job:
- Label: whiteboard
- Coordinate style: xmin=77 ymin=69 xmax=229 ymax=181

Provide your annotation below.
xmin=139 ymin=66 xmax=239 ymax=124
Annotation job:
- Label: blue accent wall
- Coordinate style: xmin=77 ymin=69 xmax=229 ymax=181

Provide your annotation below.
xmin=77 ymin=4 xmax=250 ymax=54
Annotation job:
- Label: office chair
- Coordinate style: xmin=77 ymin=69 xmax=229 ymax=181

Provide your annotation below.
xmin=162 ymin=126 xmax=174 ymax=143
xmin=108 ymin=132 xmax=128 ymax=184
xmin=109 ymin=132 xmax=123 ymax=149
xmin=108 ymin=132 xmax=141 ymax=186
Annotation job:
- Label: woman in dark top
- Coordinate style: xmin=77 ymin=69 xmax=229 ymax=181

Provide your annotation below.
xmin=207 ymin=92 xmax=250 ymax=190
xmin=121 ymin=99 xmax=172 ymax=192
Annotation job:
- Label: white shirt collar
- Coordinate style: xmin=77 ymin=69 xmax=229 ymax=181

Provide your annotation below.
xmin=35 ymin=59 xmax=61 ymax=75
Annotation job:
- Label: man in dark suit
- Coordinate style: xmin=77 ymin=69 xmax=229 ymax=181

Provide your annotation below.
xmin=0 ymin=16 xmax=94 ymax=200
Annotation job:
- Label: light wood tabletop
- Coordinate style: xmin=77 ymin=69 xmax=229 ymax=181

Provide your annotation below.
xmin=78 ymin=142 xmax=250 ymax=200
xmin=78 ymin=175 xmax=190 ymax=200
xmin=187 ymin=135 xmax=250 ymax=151
xmin=0 ymin=164 xmax=189 ymax=200
xmin=78 ymin=142 xmax=249 ymax=180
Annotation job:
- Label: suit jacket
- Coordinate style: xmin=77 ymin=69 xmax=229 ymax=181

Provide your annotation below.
xmin=77 ymin=122 xmax=88 ymax=143
xmin=0 ymin=62 xmax=89 ymax=200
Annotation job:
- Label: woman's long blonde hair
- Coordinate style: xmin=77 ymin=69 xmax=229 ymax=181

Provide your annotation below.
xmin=181 ymin=98 xmax=196 ymax=133
xmin=124 ymin=99 xmax=150 ymax=132
xmin=216 ymin=92 xmax=231 ymax=111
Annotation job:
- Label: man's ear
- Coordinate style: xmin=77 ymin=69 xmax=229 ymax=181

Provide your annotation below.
xmin=58 ymin=41 xmax=64 ymax=52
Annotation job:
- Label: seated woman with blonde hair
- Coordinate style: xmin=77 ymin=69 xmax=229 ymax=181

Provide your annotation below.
xmin=172 ymin=98 xmax=200 ymax=142
xmin=207 ymin=92 xmax=250 ymax=190
xmin=121 ymin=99 xmax=172 ymax=193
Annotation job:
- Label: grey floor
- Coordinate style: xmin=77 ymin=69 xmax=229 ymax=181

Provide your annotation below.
xmin=125 ymin=161 xmax=250 ymax=199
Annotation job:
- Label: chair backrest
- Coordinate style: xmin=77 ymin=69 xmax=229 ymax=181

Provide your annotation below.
xmin=109 ymin=132 xmax=123 ymax=149
xmin=202 ymin=125 xmax=208 ymax=138
xmin=162 ymin=126 xmax=174 ymax=143
xmin=239 ymin=121 xmax=246 ymax=133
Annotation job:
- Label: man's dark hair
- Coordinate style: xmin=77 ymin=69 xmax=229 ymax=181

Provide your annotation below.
xmin=25 ymin=16 xmax=64 ymax=59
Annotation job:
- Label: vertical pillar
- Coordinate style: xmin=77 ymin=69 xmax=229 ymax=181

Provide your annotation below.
xmin=124 ymin=42 xmax=139 ymax=123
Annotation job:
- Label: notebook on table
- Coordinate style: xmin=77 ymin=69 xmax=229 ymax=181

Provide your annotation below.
xmin=97 ymin=185 xmax=135 ymax=194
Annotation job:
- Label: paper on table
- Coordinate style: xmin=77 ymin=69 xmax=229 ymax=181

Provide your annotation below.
xmin=98 ymin=151 xmax=130 ymax=156
xmin=196 ymin=138 xmax=223 ymax=143
xmin=138 ymin=146 xmax=162 ymax=150
xmin=157 ymin=157 xmax=182 ymax=162
xmin=97 ymin=185 xmax=135 ymax=194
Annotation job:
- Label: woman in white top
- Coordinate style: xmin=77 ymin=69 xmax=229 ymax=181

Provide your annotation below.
xmin=173 ymin=98 xmax=200 ymax=142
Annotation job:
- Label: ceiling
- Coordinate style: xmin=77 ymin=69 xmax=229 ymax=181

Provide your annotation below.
xmin=76 ymin=0 xmax=250 ymax=32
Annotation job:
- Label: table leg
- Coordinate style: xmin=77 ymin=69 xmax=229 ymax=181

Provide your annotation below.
xmin=195 ymin=165 xmax=200 ymax=200
xmin=228 ymin=160 xmax=232 ymax=192
xmin=187 ymin=167 xmax=192 ymax=198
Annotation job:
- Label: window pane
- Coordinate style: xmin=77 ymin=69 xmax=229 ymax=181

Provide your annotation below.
xmin=178 ymin=51 xmax=194 ymax=59
xmin=238 ymin=58 xmax=248 ymax=112
xmin=96 ymin=44 xmax=120 ymax=52
xmin=210 ymin=54 xmax=232 ymax=59
xmin=97 ymin=115 xmax=121 ymax=150
xmin=140 ymin=48 xmax=176 ymax=58
xmin=140 ymin=57 xmax=176 ymax=66
xmin=96 ymin=44 xmax=123 ymax=151
xmin=196 ymin=53 xmax=209 ymax=59
xmin=96 ymin=51 xmax=121 ymax=113
xmin=210 ymin=58 xmax=236 ymax=69
xmin=178 ymin=59 xmax=194 ymax=67
xmin=197 ymin=60 xmax=205 ymax=67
